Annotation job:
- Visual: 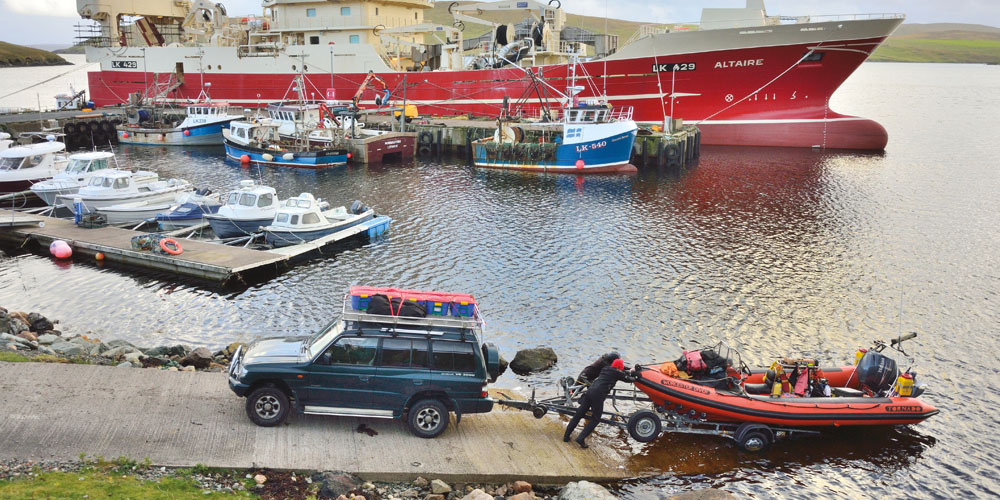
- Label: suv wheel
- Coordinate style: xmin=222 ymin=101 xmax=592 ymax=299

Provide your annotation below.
xmin=408 ymin=399 xmax=449 ymax=438
xmin=246 ymin=386 xmax=290 ymax=427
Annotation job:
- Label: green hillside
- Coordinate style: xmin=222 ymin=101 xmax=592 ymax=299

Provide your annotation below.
xmin=0 ymin=41 xmax=71 ymax=67
xmin=871 ymin=23 xmax=1000 ymax=63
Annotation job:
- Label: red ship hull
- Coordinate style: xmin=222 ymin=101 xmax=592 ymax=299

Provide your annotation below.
xmin=86 ymin=22 xmax=899 ymax=150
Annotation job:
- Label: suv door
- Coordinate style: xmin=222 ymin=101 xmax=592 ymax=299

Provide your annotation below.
xmin=429 ymin=340 xmax=483 ymax=411
xmin=307 ymin=336 xmax=379 ymax=409
xmin=371 ymin=338 xmax=430 ymax=414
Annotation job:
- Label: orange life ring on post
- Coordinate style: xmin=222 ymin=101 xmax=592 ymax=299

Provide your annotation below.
xmin=159 ymin=238 xmax=183 ymax=255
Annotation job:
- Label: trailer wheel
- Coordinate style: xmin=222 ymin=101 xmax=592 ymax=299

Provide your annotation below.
xmin=531 ymin=405 xmax=548 ymax=419
xmin=627 ymin=410 xmax=662 ymax=443
xmin=735 ymin=423 xmax=772 ymax=452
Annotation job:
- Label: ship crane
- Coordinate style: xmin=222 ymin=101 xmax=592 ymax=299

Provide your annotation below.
xmin=351 ymin=71 xmax=391 ymax=110
xmin=448 ymin=0 xmax=566 ymax=68
xmin=182 ymin=0 xmax=228 ymax=35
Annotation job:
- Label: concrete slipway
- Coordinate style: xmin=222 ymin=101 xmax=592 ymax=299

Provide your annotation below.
xmin=0 ymin=362 xmax=632 ymax=484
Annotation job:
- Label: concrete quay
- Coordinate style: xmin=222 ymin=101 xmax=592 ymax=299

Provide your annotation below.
xmin=0 ymin=362 xmax=632 ymax=484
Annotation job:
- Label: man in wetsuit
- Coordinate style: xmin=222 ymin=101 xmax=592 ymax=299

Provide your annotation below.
xmin=563 ymin=358 xmax=634 ymax=448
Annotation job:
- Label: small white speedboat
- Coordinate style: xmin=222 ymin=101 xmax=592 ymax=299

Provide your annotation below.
xmin=0 ymin=141 xmax=68 ymax=194
xmin=30 ymin=151 xmax=157 ymax=206
xmin=262 ymin=193 xmax=374 ymax=248
xmin=56 ymin=170 xmax=192 ymax=215
xmin=204 ymin=180 xmax=282 ymax=238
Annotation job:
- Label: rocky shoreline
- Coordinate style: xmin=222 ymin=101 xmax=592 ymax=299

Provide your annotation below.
xmin=0 ymin=307 xmax=243 ymax=371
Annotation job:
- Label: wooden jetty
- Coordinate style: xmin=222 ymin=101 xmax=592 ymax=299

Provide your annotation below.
xmin=365 ymin=115 xmax=701 ymax=171
xmin=0 ymin=209 xmax=389 ymax=285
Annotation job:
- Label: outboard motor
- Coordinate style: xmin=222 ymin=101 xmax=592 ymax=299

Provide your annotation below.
xmin=349 ymin=200 xmax=368 ymax=215
xmin=856 ymin=351 xmax=899 ymax=395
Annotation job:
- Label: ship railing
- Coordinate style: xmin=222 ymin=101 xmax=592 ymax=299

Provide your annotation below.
xmin=772 ymin=12 xmax=906 ymax=24
xmin=607 ymin=106 xmax=634 ymax=122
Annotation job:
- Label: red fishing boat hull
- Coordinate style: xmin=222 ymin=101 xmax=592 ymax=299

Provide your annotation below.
xmin=84 ymin=18 xmax=902 ymax=150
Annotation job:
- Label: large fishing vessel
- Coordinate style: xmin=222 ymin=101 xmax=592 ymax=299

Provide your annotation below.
xmin=75 ymin=0 xmax=903 ymax=150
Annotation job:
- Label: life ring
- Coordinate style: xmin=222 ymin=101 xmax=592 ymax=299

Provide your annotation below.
xmin=159 ymin=238 xmax=183 ymax=255
xmin=418 ymin=130 xmax=434 ymax=145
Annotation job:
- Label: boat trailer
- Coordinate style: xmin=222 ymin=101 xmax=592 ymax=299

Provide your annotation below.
xmin=496 ymin=377 xmax=820 ymax=452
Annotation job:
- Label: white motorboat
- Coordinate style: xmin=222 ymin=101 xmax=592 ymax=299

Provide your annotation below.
xmin=262 ymin=193 xmax=374 ymax=248
xmin=204 ymin=180 xmax=282 ymax=238
xmin=56 ymin=170 xmax=192 ymax=215
xmin=30 ymin=151 xmax=157 ymax=205
xmin=0 ymin=141 xmax=68 ymax=194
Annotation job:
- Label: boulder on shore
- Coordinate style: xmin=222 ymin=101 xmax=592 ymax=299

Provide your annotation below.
xmin=181 ymin=347 xmax=213 ymax=369
xmin=26 ymin=312 xmax=54 ymax=332
xmin=558 ymin=481 xmax=617 ymax=500
xmin=509 ymin=347 xmax=558 ymax=375
xmin=430 ymin=479 xmax=452 ymax=494
xmin=49 ymin=341 xmax=86 ymax=356
xmin=460 ymin=489 xmax=494 ymax=500
xmin=312 ymin=470 xmax=362 ymax=499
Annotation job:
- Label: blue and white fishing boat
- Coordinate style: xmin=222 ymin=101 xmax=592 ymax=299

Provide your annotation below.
xmin=204 ymin=180 xmax=281 ymax=239
xmin=473 ymin=105 xmax=637 ymax=174
xmin=262 ymin=194 xmax=375 ymax=248
xmin=117 ymin=87 xmax=242 ymax=146
xmin=223 ymin=120 xmax=348 ymax=169
xmin=155 ymin=189 xmax=222 ymax=231
xmin=472 ymin=58 xmax=638 ymax=174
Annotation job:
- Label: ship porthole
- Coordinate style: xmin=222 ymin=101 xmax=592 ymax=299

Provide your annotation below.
xmin=292 ymin=65 xmax=297 ymax=71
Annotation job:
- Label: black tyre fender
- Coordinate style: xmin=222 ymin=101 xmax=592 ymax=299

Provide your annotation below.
xmin=666 ymin=142 xmax=681 ymax=160
xmin=735 ymin=423 xmax=773 ymax=452
xmin=418 ymin=130 xmax=434 ymax=145
xmin=418 ymin=145 xmax=432 ymax=156
xmin=245 ymin=385 xmax=290 ymax=427
xmin=408 ymin=398 xmax=449 ymax=438
xmin=627 ymin=410 xmax=662 ymax=442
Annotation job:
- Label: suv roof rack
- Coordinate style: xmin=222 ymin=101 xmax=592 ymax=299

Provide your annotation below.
xmin=340 ymin=294 xmax=486 ymax=333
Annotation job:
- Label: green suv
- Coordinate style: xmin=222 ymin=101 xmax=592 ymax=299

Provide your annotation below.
xmin=228 ymin=291 xmax=501 ymax=438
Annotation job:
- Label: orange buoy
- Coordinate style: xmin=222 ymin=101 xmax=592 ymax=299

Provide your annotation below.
xmin=95 ymin=252 xmax=105 ymax=261
xmin=575 ymin=159 xmax=585 ymax=169
xmin=240 ymin=154 xmax=250 ymax=164
xmin=121 ymin=132 xmax=129 ymax=139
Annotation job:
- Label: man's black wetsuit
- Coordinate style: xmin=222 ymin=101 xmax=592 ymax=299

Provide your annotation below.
xmin=563 ymin=365 xmax=633 ymax=446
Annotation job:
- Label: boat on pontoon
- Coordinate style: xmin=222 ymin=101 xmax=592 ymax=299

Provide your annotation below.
xmin=30 ymin=151 xmax=157 ymax=205
xmin=0 ymin=141 xmax=68 ymax=194
xmin=262 ymin=193 xmax=375 ymax=248
xmin=154 ymin=189 xmax=223 ymax=230
xmin=204 ymin=180 xmax=282 ymax=238
xmin=56 ymin=170 xmax=192 ymax=215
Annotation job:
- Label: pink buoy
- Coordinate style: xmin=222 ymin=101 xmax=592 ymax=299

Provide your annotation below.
xmin=49 ymin=240 xmax=72 ymax=259
xmin=575 ymin=159 xmax=585 ymax=169
xmin=183 ymin=129 xmax=191 ymax=136
xmin=240 ymin=154 xmax=250 ymax=164
xmin=121 ymin=132 xmax=130 ymax=139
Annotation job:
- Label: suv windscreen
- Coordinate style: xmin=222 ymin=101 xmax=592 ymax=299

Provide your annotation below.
xmin=379 ymin=338 xmax=429 ymax=368
xmin=306 ymin=319 xmax=345 ymax=357
xmin=431 ymin=341 xmax=476 ymax=372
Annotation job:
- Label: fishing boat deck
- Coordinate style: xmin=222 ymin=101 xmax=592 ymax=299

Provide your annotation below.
xmin=0 ymin=209 xmax=387 ymax=284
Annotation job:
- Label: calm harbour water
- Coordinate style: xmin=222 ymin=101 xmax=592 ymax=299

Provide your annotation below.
xmin=1 ymin=62 xmax=999 ymax=498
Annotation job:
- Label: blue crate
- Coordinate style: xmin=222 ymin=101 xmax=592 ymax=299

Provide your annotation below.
xmin=351 ymin=294 xmax=372 ymax=310
xmin=450 ymin=301 xmax=475 ymax=317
